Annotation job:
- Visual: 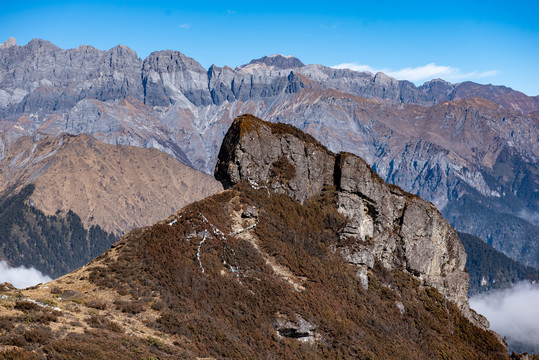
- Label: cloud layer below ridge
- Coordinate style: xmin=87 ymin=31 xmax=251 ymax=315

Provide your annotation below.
xmin=0 ymin=261 xmax=52 ymax=289
xmin=470 ymin=282 xmax=539 ymax=353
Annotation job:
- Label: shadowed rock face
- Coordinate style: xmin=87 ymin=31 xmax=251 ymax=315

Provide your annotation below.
xmin=216 ymin=114 xmax=485 ymax=327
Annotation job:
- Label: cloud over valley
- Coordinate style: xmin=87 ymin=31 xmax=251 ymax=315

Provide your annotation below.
xmin=0 ymin=261 xmax=52 ymax=289
xmin=470 ymin=282 xmax=539 ymax=353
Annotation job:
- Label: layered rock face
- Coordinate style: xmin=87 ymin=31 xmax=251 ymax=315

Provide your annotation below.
xmin=216 ymin=115 xmax=478 ymax=324
xmin=142 ymin=50 xmax=213 ymax=107
xmin=0 ymin=39 xmax=143 ymax=117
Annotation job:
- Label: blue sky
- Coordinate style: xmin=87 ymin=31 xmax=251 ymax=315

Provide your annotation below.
xmin=1 ymin=0 xmax=538 ymax=95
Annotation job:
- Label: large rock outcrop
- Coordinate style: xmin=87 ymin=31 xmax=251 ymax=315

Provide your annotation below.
xmin=215 ymin=114 xmax=483 ymax=326
xmin=215 ymin=115 xmax=335 ymax=201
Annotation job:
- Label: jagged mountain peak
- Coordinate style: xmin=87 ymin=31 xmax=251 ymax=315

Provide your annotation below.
xmin=142 ymin=49 xmax=211 ymax=107
xmin=242 ymin=54 xmax=305 ymax=69
xmin=23 ymin=38 xmax=60 ymax=51
xmin=0 ymin=37 xmax=17 ymax=49
xmin=107 ymin=43 xmax=138 ymax=57
xmin=144 ymin=49 xmax=202 ymax=66
xmin=208 ymin=63 xmax=234 ymax=72
xmin=373 ymin=71 xmax=399 ymax=85
xmin=423 ymin=78 xmax=452 ymax=86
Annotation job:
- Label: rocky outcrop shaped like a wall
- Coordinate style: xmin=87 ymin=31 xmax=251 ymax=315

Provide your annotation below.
xmin=215 ymin=114 xmax=486 ymax=327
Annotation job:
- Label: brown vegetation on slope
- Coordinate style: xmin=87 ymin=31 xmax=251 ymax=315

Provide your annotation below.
xmin=0 ymin=113 xmax=520 ymax=359
xmin=34 ymin=181 xmax=504 ymax=359
xmin=0 ymin=133 xmax=222 ymax=234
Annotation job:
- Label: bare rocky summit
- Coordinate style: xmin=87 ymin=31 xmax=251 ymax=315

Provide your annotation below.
xmin=216 ymin=114 xmax=483 ymax=326
xmin=244 ymin=54 xmax=305 ymax=69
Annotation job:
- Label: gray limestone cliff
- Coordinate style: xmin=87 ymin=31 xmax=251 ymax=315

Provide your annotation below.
xmin=142 ymin=50 xmax=212 ymax=107
xmin=0 ymin=39 xmax=143 ymax=119
xmin=215 ymin=114 xmax=487 ymax=328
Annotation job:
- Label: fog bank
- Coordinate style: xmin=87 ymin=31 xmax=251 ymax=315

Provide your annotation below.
xmin=0 ymin=260 xmax=52 ymax=289
xmin=470 ymin=282 xmax=539 ymax=353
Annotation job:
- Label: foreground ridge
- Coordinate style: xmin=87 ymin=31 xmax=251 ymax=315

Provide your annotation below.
xmin=0 ymin=114 xmax=513 ymax=359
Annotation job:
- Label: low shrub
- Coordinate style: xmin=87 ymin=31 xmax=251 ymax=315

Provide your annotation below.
xmin=146 ymin=336 xmax=164 ymax=350
xmin=18 ymin=308 xmax=61 ymax=324
xmin=85 ymin=299 xmax=107 ymax=310
xmin=14 ymin=300 xmax=40 ymax=312
xmin=0 ymin=316 xmax=14 ymax=331
xmin=85 ymin=314 xmax=124 ymax=333
xmin=114 ymin=299 xmax=146 ymax=314
xmin=0 ymin=348 xmax=39 ymax=360
xmin=24 ymin=325 xmax=53 ymax=344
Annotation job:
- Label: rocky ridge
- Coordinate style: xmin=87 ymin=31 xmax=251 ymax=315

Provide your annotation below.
xmin=215 ymin=114 xmax=482 ymax=325
xmin=0 ymin=115 xmax=510 ymax=359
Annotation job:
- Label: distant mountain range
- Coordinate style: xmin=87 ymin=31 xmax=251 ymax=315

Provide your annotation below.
xmin=0 ymin=37 xmax=537 ymax=270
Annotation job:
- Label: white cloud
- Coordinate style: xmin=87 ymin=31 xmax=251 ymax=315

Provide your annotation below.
xmin=333 ymin=63 xmax=378 ymax=73
xmin=470 ymin=282 xmax=539 ymax=352
xmin=332 ymin=62 xmax=499 ymax=83
xmin=0 ymin=260 xmax=52 ymax=289
xmin=518 ymin=209 xmax=539 ymax=225
xmin=178 ymin=24 xmax=191 ymax=29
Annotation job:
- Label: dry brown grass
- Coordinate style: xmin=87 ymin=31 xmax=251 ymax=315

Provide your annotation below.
xmin=0 ymin=180 xmax=510 ymax=359
xmin=83 ymin=182 xmax=507 ymax=358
